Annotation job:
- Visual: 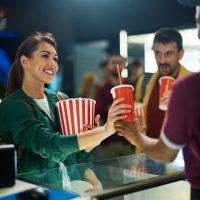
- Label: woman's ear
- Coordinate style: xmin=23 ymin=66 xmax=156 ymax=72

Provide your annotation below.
xmin=20 ymin=55 xmax=28 ymax=68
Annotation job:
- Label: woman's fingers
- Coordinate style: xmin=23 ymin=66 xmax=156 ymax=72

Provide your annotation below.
xmin=109 ymin=108 xmax=131 ymax=118
xmin=105 ymin=98 xmax=132 ymax=134
xmin=81 ymin=124 xmax=96 ymax=132
xmin=108 ymin=98 xmax=132 ymax=120
xmin=111 ymin=104 xmax=131 ymax=113
xmin=94 ymin=114 xmax=100 ymax=126
xmin=110 ymin=114 xmax=129 ymax=123
xmin=109 ymin=98 xmax=125 ymax=109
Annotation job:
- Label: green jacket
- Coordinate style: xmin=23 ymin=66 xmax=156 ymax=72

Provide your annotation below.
xmin=0 ymin=88 xmax=90 ymax=174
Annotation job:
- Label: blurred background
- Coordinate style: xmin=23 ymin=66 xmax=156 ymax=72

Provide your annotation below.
xmin=0 ymin=0 xmax=198 ymax=98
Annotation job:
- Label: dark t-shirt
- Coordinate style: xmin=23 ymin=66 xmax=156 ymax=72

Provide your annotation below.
xmin=161 ymin=73 xmax=200 ymax=189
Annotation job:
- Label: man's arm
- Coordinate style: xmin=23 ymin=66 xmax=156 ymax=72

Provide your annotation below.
xmin=115 ymin=121 xmax=179 ymax=163
xmin=136 ymin=133 xmax=179 ymax=162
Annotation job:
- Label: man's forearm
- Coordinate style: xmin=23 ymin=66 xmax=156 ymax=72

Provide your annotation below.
xmin=135 ymin=133 xmax=175 ymax=163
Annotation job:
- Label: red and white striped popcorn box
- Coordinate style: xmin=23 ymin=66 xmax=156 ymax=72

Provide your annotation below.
xmin=56 ymin=98 xmax=96 ymax=135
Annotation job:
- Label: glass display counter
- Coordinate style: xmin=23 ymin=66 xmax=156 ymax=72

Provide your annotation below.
xmin=17 ymin=153 xmax=185 ymax=199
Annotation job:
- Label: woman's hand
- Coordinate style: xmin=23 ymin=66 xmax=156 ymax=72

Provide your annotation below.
xmin=82 ymin=115 xmax=101 ymax=152
xmin=81 ymin=115 xmax=100 ymax=132
xmin=77 ymin=99 xmax=131 ymax=151
xmin=105 ymin=98 xmax=132 ymax=135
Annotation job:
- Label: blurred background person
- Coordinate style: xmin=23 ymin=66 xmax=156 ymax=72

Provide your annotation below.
xmin=93 ymin=53 xmax=134 ymax=160
xmin=99 ymin=59 xmax=109 ymax=86
xmin=95 ymin=53 xmax=125 ymax=125
xmin=78 ymin=72 xmax=99 ymax=99
xmin=126 ymin=58 xmax=144 ymax=92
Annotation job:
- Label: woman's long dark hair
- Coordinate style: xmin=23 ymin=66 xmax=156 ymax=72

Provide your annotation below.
xmin=6 ymin=32 xmax=57 ymax=96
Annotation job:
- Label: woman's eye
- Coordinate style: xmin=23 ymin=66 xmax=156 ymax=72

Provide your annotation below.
xmin=54 ymin=57 xmax=58 ymax=62
xmin=42 ymin=54 xmax=49 ymax=58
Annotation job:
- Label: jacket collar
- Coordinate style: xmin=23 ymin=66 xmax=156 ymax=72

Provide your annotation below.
xmin=10 ymin=88 xmax=58 ymax=112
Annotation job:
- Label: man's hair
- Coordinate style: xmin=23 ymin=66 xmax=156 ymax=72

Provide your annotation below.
xmin=108 ymin=52 xmax=125 ymax=60
xmin=99 ymin=60 xmax=108 ymax=69
xmin=153 ymin=28 xmax=183 ymax=51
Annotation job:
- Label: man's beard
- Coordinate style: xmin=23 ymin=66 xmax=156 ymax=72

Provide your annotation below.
xmin=158 ymin=63 xmax=171 ymax=76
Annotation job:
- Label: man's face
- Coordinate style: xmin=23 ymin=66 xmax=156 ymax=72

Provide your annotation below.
xmin=153 ymin=42 xmax=184 ymax=76
xmin=107 ymin=55 xmax=125 ymax=77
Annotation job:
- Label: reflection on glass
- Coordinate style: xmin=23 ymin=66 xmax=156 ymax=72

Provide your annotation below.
xmin=18 ymin=154 xmax=185 ymax=197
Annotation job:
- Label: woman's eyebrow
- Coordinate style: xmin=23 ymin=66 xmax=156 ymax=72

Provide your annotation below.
xmin=40 ymin=50 xmax=58 ymax=57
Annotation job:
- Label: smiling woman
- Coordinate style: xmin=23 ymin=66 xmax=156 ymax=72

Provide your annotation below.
xmin=6 ymin=32 xmax=57 ymax=97
xmin=0 ymin=32 xmax=131 ymax=175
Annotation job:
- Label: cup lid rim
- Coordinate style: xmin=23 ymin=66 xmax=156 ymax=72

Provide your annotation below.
xmin=111 ymin=84 xmax=134 ymax=92
xmin=159 ymin=76 xmax=175 ymax=81
xmin=55 ymin=98 xmax=96 ymax=105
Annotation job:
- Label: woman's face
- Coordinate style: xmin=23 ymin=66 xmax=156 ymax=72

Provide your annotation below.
xmin=22 ymin=41 xmax=58 ymax=85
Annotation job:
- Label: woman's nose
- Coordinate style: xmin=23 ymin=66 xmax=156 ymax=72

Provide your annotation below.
xmin=49 ymin=59 xmax=56 ymax=67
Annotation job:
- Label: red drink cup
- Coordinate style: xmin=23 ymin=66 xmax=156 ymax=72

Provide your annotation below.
xmin=159 ymin=76 xmax=175 ymax=111
xmin=111 ymin=84 xmax=134 ymax=122
xmin=56 ymin=98 xmax=96 ymax=135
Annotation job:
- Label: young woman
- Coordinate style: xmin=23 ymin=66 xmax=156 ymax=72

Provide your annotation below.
xmin=0 ymin=32 xmax=131 ymax=174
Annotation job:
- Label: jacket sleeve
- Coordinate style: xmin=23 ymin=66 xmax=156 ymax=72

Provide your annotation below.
xmin=75 ymin=149 xmax=92 ymax=162
xmin=0 ymin=98 xmax=80 ymax=163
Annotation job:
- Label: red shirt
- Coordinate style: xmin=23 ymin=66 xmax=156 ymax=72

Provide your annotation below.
xmin=146 ymin=77 xmax=165 ymax=138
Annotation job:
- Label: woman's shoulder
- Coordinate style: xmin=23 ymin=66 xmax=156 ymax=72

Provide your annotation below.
xmin=0 ymin=89 xmax=33 ymax=112
xmin=0 ymin=95 xmax=26 ymax=117
xmin=0 ymin=93 xmax=18 ymax=105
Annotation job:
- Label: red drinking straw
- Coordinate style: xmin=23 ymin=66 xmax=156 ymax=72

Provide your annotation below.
xmin=116 ymin=64 xmax=122 ymax=85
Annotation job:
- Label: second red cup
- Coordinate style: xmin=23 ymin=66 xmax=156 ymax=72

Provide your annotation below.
xmin=159 ymin=76 xmax=175 ymax=111
xmin=110 ymin=84 xmax=134 ymax=122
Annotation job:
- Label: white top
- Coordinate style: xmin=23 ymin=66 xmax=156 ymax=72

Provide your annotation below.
xmin=34 ymin=94 xmax=53 ymax=120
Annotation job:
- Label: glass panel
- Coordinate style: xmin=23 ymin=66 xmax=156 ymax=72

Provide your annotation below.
xmin=17 ymin=153 xmax=184 ymax=197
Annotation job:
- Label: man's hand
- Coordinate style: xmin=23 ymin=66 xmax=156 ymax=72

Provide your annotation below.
xmin=115 ymin=116 xmax=144 ymax=145
xmin=115 ymin=121 xmax=137 ymax=145
xmin=160 ymin=90 xmax=172 ymax=106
